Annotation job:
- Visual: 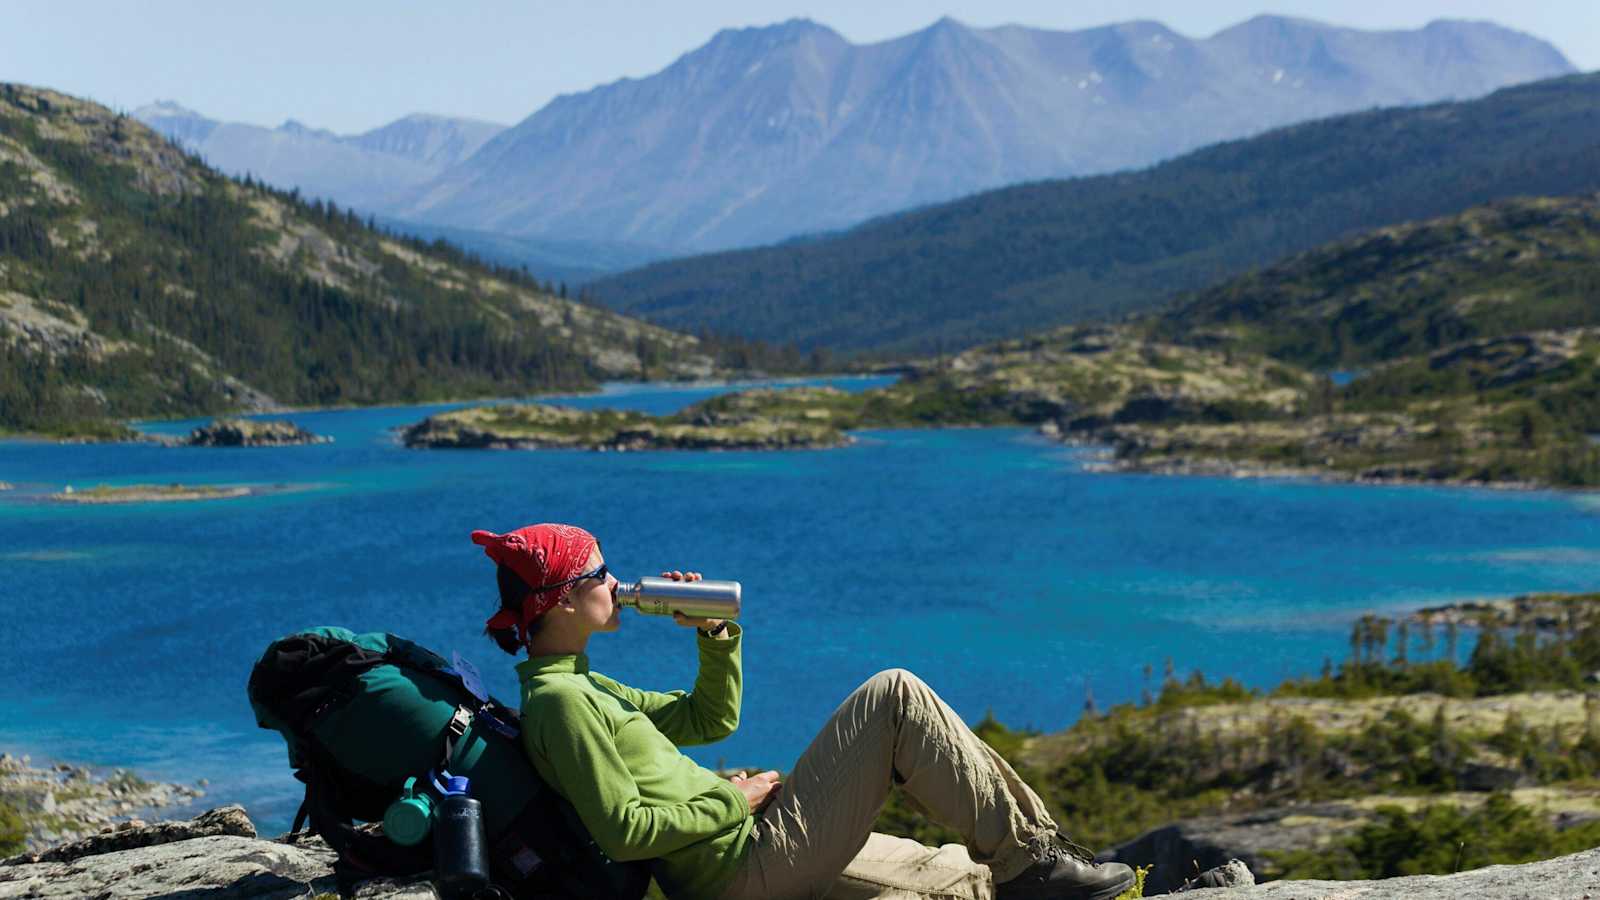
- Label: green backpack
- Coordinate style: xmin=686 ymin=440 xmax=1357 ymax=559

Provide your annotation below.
xmin=247 ymin=626 xmax=652 ymax=899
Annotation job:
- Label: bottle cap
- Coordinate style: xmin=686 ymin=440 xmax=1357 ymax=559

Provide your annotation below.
xmin=445 ymin=775 xmax=470 ymax=796
xmin=382 ymin=778 xmax=433 ymax=846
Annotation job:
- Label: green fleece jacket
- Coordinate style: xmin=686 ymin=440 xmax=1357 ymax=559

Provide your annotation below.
xmin=516 ymin=625 xmax=753 ymax=900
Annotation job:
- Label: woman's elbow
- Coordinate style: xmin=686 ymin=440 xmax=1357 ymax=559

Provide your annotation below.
xmin=679 ymin=708 xmax=738 ymax=744
xmin=595 ymin=820 xmax=659 ymax=862
xmin=599 ymin=836 xmax=657 ymax=863
xmin=703 ymin=712 xmax=738 ymax=742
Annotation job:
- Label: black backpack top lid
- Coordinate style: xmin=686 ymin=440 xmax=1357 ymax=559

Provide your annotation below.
xmin=248 ymin=631 xmax=389 ymax=731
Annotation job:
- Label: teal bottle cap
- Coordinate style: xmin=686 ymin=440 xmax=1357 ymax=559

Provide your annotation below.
xmin=382 ymin=777 xmax=434 ymax=847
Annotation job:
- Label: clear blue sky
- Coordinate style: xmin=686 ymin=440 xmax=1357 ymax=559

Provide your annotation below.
xmin=7 ymin=1 xmax=1596 ymax=134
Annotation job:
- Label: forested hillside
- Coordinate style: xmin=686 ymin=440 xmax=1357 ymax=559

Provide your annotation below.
xmin=1153 ymin=195 xmax=1600 ymax=367
xmin=592 ymin=73 xmax=1600 ymax=355
xmin=0 ymin=85 xmax=715 ymax=437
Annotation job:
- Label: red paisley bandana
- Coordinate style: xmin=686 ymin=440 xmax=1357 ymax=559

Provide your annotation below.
xmin=473 ymin=523 xmax=598 ymax=646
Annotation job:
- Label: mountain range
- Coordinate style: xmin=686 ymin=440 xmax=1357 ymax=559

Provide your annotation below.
xmin=590 ymin=73 xmax=1600 ymax=355
xmin=132 ymin=101 xmax=505 ymax=212
xmin=135 ymin=15 xmax=1574 ymax=264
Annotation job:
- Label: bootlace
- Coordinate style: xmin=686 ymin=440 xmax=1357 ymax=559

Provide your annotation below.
xmin=1034 ymin=833 xmax=1097 ymax=866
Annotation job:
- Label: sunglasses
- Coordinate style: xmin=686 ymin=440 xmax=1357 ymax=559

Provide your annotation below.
xmin=536 ymin=563 xmax=609 ymax=593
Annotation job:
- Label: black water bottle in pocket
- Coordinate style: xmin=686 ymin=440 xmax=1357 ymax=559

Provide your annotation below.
xmin=433 ymin=774 xmax=493 ymax=899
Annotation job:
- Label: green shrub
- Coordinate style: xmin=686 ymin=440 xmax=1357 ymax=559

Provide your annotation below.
xmin=1155 ymin=671 xmax=1256 ymax=708
xmin=1274 ymin=793 xmax=1600 ymax=879
xmin=1114 ymin=865 xmax=1150 ymax=899
xmin=0 ymin=797 xmax=25 ymax=857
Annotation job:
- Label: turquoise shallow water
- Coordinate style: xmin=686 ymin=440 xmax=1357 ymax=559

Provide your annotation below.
xmin=3 ymin=374 xmax=1600 ymax=832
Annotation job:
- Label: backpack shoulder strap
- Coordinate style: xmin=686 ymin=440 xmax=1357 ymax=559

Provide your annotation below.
xmin=384 ymin=635 xmax=522 ymax=741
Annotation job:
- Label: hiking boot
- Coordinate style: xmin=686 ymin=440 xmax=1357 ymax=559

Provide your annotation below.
xmin=995 ymin=835 xmax=1135 ymax=900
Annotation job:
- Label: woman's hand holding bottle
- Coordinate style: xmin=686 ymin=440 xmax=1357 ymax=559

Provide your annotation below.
xmin=662 ymin=570 xmax=727 ymax=634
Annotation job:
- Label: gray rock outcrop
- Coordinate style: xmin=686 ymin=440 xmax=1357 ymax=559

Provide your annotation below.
xmin=0 ymin=832 xmax=339 ymax=899
xmin=3 ymin=805 xmax=1594 ymax=898
xmin=0 ymin=805 xmax=436 ymax=899
xmin=1181 ymin=848 xmax=1600 ymax=898
xmin=4 ymin=805 xmax=255 ymax=866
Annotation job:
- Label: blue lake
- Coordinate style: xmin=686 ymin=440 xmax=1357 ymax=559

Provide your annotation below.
xmin=3 ymin=374 xmax=1600 ymax=833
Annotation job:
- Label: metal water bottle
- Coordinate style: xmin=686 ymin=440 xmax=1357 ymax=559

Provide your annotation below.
xmin=616 ymin=576 xmax=742 ymax=620
xmin=432 ymin=774 xmax=491 ymax=899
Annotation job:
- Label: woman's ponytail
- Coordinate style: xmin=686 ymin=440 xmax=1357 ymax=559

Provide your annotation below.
xmin=488 ymin=563 xmax=534 ymax=655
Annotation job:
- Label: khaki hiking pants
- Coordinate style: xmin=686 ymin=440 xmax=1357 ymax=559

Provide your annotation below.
xmin=719 ymin=669 xmax=1059 ymax=900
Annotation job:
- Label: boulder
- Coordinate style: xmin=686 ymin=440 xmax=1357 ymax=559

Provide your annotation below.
xmin=1112 ymin=391 xmax=1206 ymax=425
xmin=1457 ymin=762 xmax=1531 ymax=792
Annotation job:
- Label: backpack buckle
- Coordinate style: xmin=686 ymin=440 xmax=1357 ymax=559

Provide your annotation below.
xmin=446 ymin=705 xmax=472 ymax=739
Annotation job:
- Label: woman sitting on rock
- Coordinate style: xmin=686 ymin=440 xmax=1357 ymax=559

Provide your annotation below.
xmin=472 ymin=522 xmax=1134 ymax=900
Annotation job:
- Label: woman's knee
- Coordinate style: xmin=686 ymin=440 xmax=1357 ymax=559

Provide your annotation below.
xmin=861 ymin=668 xmax=934 ymax=710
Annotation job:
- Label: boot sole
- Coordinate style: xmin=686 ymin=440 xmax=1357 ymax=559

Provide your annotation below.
xmin=1085 ymin=871 xmax=1137 ymax=900
xmin=1000 ymin=870 xmax=1137 ymax=900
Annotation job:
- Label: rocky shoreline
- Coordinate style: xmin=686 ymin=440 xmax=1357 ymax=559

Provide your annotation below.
xmin=1411 ymin=593 xmax=1600 ymax=631
xmin=15 ymin=321 xmax=1594 ymax=493
xmin=1067 ymin=439 xmax=1555 ymax=492
xmin=0 ymin=752 xmax=204 ymax=853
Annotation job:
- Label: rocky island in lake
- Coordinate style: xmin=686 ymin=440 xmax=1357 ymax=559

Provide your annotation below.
xmin=401 ymin=387 xmax=853 ymax=451
xmin=49 ymin=483 xmax=253 ymax=504
xmin=184 ymin=418 xmax=330 ymax=447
